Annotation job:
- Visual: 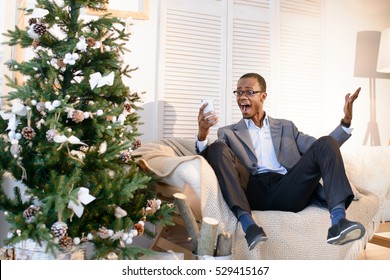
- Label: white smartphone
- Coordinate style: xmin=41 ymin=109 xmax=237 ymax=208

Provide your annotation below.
xmin=200 ymin=99 xmax=214 ymax=114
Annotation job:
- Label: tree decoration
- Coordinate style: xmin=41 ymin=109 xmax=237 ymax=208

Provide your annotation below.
xmin=51 ymin=221 xmax=68 ymax=239
xmin=0 ymin=0 xmax=175 ymax=260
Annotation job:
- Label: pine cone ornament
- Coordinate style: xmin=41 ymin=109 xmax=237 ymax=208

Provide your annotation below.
xmin=33 ymin=23 xmax=47 ymax=36
xmin=133 ymin=223 xmax=144 ymax=236
xmin=58 ymin=236 xmax=73 ymax=248
xmin=23 ymin=205 xmax=40 ymax=221
xmin=124 ymin=103 xmax=132 ymax=113
xmin=57 ymin=58 xmax=66 ymax=68
xmin=22 ymin=127 xmax=36 ymax=140
xmin=145 ymin=199 xmax=161 ymax=215
xmin=87 ymin=37 xmax=97 ymax=47
xmin=72 ymin=110 xmax=85 ymax=123
xmin=133 ymin=139 xmax=142 ymax=149
xmin=28 ymin=18 xmax=37 ymax=25
xmin=51 ymin=221 xmax=68 ymax=239
xmin=119 ymin=152 xmax=132 ymax=163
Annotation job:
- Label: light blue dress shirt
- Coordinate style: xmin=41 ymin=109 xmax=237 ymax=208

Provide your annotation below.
xmin=244 ymin=116 xmax=287 ymax=174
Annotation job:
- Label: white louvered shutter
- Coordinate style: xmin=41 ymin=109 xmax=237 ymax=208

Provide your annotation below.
xmin=229 ymin=0 xmax=272 ymax=124
xmin=157 ymin=0 xmax=323 ymax=139
xmin=276 ymin=0 xmax=322 ymax=135
xmin=158 ymin=0 xmax=225 ymax=139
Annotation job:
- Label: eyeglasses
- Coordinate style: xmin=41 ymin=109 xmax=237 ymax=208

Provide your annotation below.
xmin=233 ymin=90 xmax=261 ymax=97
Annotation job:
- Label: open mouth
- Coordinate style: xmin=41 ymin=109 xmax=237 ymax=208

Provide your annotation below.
xmin=240 ymin=104 xmax=251 ymax=114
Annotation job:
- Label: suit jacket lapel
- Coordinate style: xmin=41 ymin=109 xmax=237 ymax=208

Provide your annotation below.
xmin=268 ymin=116 xmax=283 ymax=158
xmin=233 ymin=119 xmax=257 ymax=159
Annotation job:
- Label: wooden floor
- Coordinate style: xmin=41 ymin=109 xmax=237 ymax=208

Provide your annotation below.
xmin=358 ymin=232 xmax=390 ymax=260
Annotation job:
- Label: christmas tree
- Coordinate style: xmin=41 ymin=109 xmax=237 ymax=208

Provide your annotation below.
xmin=0 ymin=0 xmax=174 ymax=259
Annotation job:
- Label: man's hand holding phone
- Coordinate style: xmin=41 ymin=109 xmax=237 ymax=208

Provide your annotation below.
xmin=198 ymin=99 xmax=218 ymax=141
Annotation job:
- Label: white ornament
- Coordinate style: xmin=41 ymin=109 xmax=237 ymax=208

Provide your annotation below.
xmin=115 ymin=206 xmax=127 ymax=218
xmin=45 ymin=101 xmax=55 ymax=111
xmin=8 ymin=131 xmax=16 ymax=140
xmin=125 ymin=237 xmax=133 ymax=245
xmin=73 ymin=237 xmax=81 ymax=245
xmin=96 ymin=109 xmax=104 ymax=116
xmin=52 ymin=100 xmax=61 ymax=108
xmin=122 ymin=233 xmax=129 ymax=240
xmin=31 ymin=100 xmax=37 ymax=106
xmin=87 ymin=233 xmax=94 ymax=240
xmin=76 ymin=36 xmax=88 ymax=52
xmin=98 ymin=141 xmax=107 ymax=154
xmin=63 ymin=53 xmax=79 ymax=65
xmin=130 ymin=229 xmax=138 ymax=237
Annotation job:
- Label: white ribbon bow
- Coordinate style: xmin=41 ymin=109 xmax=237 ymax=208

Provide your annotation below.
xmin=0 ymin=101 xmax=28 ymax=131
xmin=30 ymin=8 xmax=49 ymax=18
xmin=89 ymin=72 xmax=115 ymax=90
xmin=68 ymin=187 xmax=96 ymax=218
xmin=53 ymin=135 xmax=87 ymax=146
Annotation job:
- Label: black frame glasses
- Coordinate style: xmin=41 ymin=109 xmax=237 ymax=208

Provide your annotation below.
xmin=233 ymin=90 xmax=261 ymax=97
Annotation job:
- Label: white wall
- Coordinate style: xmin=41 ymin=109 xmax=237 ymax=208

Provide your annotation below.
xmin=322 ymin=0 xmax=390 ymax=147
xmin=122 ymin=0 xmax=160 ymax=142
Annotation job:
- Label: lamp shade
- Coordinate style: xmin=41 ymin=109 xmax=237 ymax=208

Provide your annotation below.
xmin=377 ymin=27 xmax=390 ymax=73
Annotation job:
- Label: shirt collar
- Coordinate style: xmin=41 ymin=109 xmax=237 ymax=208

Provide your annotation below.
xmin=244 ymin=113 xmax=269 ymax=128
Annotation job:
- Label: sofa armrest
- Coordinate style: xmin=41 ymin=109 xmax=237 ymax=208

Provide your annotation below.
xmin=159 ymin=158 xmax=201 ymax=198
xmin=342 ymin=147 xmax=390 ymax=199
xmin=158 ymin=158 xmax=202 ymax=220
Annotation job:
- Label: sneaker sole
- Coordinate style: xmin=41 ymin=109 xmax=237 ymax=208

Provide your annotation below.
xmin=327 ymin=224 xmax=365 ymax=245
xmin=248 ymin=235 xmax=268 ymax=250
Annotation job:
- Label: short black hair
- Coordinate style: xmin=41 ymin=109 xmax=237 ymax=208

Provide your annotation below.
xmin=239 ymin=73 xmax=267 ymax=92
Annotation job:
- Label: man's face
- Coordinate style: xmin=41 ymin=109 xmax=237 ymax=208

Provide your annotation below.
xmin=236 ymin=77 xmax=266 ymax=120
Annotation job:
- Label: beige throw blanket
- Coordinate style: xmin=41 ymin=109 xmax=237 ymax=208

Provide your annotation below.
xmin=133 ymin=138 xmax=199 ymax=177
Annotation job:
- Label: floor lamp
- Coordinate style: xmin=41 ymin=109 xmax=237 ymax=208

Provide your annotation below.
xmin=354 ymin=31 xmax=390 ymax=146
xmin=376 ymin=27 xmax=390 ymax=146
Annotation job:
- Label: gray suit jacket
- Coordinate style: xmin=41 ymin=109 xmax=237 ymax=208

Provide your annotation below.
xmin=217 ymin=116 xmax=351 ymax=175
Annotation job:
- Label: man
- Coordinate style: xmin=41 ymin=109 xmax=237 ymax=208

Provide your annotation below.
xmin=196 ymin=73 xmax=364 ymax=250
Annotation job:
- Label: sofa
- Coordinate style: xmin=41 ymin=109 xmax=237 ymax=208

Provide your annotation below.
xmin=133 ymin=138 xmax=390 ymax=259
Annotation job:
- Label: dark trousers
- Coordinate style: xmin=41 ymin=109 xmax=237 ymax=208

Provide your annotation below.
xmin=201 ymin=136 xmax=354 ymax=217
